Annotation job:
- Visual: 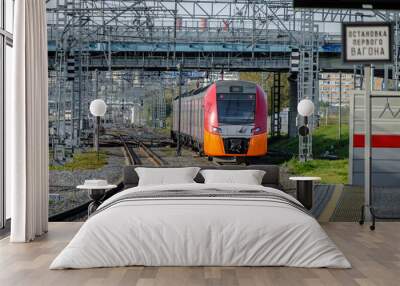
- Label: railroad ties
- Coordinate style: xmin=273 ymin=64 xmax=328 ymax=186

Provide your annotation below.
xmin=119 ymin=134 xmax=166 ymax=167
xmin=138 ymin=142 xmax=166 ymax=167
xmin=120 ymin=135 xmax=142 ymax=165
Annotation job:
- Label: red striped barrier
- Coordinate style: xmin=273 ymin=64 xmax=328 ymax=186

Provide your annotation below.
xmin=353 ymin=134 xmax=400 ymax=148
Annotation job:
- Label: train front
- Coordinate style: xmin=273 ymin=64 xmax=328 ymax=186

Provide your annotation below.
xmin=204 ymin=81 xmax=267 ymax=158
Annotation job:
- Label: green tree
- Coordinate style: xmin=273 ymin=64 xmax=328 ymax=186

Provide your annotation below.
xmin=240 ymin=72 xmax=290 ymax=113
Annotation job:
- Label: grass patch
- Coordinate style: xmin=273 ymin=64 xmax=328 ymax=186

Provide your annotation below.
xmin=153 ymin=127 xmax=171 ymax=137
xmin=269 ymin=124 xmax=350 ymax=184
xmin=284 ymin=158 xmax=348 ymax=184
xmin=269 ymin=124 xmax=349 ymax=158
xmin=50 ymin=151 xmax=108 ymax=171
xmin=312 ymin=124 xmax=349 ymax=158
xmin=162 ymin=147 xmax=179 ymax=156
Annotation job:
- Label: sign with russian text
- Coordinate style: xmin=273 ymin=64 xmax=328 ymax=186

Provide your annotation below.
xmin=343 ymin=22 xmax=393 ymax=64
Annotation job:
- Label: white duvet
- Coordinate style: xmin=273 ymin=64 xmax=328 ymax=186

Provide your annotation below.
xmin=50 ymin=183 xmax=351 ymax=269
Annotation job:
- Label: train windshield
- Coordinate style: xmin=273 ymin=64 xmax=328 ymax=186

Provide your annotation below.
xmin=217 ymin=93 xmax=256 ymax=125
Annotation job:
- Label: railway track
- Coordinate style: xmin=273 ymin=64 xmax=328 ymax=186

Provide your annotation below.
xmin=50 ymin=132 xmax=178 ymax=222
xmin=50 ymin=136 xmax=141 ymax=222
xmin=120 ymin=135 xmax=142 ymax=165
xmin=120 ymin=135 xmax=166 ymax=166
xmin=48 ymin=182 xmax=124 ymax=222
xmin=138 ymin=142 xmax=166 ymax=166
xmin=213 ymin=156 xmax=249 ymax=166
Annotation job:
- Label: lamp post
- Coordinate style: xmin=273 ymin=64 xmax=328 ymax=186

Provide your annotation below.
xmin=297 ymin=99 xmax=315 ymax=162
xmin=90 ymin=99 xmax=107 ymax=160
xmin=176 ymin=63 xmax=183 ymax=156
xmin=339 ymin=72 xmax=342 ymax=141
xmin=50 ymin=127 xmax=55 ymax=163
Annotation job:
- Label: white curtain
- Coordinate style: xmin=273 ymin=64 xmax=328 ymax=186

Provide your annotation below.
xmin=8 ymin=0 xmax=49 ymax=242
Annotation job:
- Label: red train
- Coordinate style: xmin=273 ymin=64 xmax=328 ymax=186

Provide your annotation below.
xmin=172 ymin=80 xmax=268 ymax=160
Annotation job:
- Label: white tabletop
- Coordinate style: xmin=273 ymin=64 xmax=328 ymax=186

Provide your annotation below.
xmin=289 ymin=177 xmax=321 ymax=181
xmin=77 ymin=185 xmax=117 ymax=190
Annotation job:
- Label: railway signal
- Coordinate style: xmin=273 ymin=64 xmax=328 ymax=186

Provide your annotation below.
xmin=90 ymin=99 xmax=107 ymax=160
xmin=297 ymin=99 xmax=315 ymax=162
xmin=290 ymin=48 xmax=300 ymax=73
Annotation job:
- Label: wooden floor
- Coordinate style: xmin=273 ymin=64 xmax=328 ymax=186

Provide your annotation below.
xmin=1 ymin=222 xmax=399 ymax=286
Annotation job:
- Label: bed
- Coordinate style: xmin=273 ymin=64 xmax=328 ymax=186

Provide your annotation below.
xmin=50 ymin=165 xmax=351 ymax=269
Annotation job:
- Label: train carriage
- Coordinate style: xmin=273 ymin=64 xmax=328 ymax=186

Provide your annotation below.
xmin=172 ymin=80 xmax=268 ymax=159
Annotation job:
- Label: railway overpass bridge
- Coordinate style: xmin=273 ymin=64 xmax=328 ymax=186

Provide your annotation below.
xmin=45 ymin=0 xmax=400 ymax=147
xmin=48 ymin=38 xmax=350 ymax=72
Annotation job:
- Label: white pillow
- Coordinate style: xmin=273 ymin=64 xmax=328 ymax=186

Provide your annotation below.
xmin=200 ymin=169 xmax=266 ymax=185
xmin=135 ymin=167 xmax=201 ymax=186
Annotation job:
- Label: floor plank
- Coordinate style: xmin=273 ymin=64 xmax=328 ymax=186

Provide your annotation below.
xmin=0 ymin=222 xmax=399 ymax=286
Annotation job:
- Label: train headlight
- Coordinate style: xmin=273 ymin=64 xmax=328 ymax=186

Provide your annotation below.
xmin=212 ymin=126 xmax=222 ymax=134
xmin=252 ymin=127 xmax=261 ymax=134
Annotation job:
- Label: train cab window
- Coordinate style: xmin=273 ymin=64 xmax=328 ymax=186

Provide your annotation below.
xmin=217 ymin=93 xmax=255 ymax=125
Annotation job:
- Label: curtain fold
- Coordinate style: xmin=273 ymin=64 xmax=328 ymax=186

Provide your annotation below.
xmin=9 ymin=0 xmax=49 ymax=242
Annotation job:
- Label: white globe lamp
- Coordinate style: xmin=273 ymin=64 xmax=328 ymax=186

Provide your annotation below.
xmin=90 ymin=99 xmax=107 ymax=159
xmin=297 ymin=99 xmax=315 ymax=117
xmin=90 ymin=99 xmax=107 ymax=117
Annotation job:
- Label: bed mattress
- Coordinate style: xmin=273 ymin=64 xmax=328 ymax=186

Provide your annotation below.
xmin=50 ymin=183 xmax=351 ymax=269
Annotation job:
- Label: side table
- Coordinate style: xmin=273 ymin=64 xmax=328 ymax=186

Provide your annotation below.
xmin=289 ymin=177 xmax=321 ymax=210
xmin=77 ymin=180 xmax=117 ymax=216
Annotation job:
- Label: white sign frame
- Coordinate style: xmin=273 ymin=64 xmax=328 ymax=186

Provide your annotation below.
xmin=342 ymin=22 xmax=393 ymax=64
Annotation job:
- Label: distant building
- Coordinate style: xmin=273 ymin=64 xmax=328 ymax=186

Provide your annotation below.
xmin=319 ymin=73 xmax=384 ymax=105
xmin=319 ymin=73 xmax=354 ymax=105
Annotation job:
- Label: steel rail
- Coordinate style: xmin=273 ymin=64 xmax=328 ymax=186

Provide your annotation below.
xmin=138 ymin=141 xmax=167 ymax=167
xmin=119 ymin=135 xmax=142 ymax=165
